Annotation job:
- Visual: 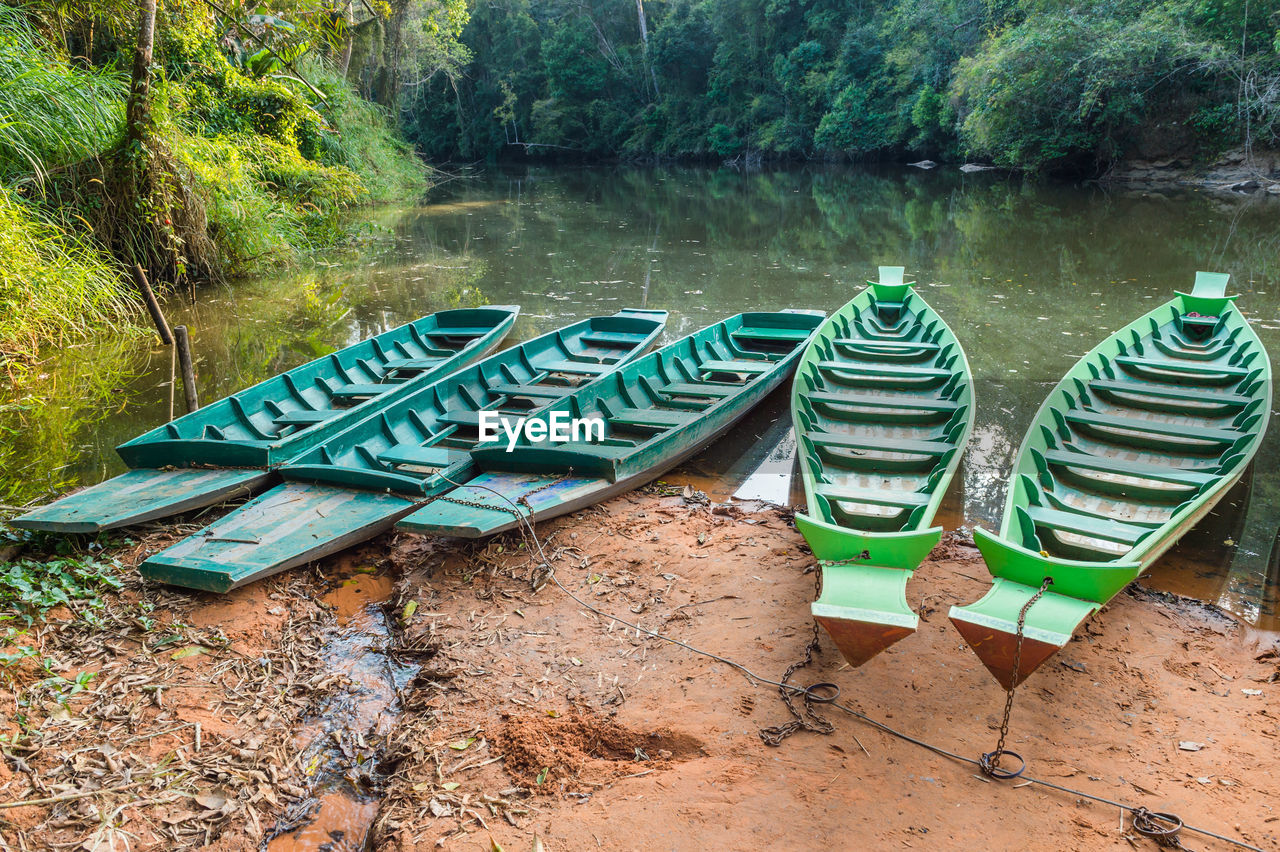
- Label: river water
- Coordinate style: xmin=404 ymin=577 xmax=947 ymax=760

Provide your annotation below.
xmin=3 ymin=165 xmax=1279 ymax=629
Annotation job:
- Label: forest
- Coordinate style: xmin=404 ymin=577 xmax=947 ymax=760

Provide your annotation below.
xmin=2 ymin=0 xmax=1279 ymax=356
xmin=411 ymin=0 xmax=1280 ymax=170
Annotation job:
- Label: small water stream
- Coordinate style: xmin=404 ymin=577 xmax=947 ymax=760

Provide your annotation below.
xmin=265 ymin=571 xmax=415 ymax=852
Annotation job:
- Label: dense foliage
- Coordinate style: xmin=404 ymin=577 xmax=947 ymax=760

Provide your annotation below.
xmin=0 ymin=0 xmax=469 ymax=356
xmin=405 ymin=0 xmax=1280 ymax=170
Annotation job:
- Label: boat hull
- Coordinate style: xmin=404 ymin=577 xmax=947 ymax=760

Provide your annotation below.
xmin=140 ymin=310 xmax=670 ymax=591
xmin=398 ymin=311 xmax=825 ymax=538
xmin=790 ymin=268 xmax=973 ymax=667
xmin=138 ymin=483 xmax=417 ymax=592
xmin=14 ymin=306 xmax=519 ymax=532
xmin=951 ymin=272 xmax=1270 ymax=686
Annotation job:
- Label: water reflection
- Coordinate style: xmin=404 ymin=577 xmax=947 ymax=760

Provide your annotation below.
xmin=4 ymin=165 xmax=1280 ymax=627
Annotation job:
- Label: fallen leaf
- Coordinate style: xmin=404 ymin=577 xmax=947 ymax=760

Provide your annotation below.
xmin=194 ymin=792 xmax=228 ymax=810
xmin=441 ymin=782 xmax=460 ymax=791
xmin=401 ymin=600 xmax=419 ymax=624
xmin=449 ymin=737 xmax=476 ymax=751
xmin=171 ymin=646 xmax=209 ymax=660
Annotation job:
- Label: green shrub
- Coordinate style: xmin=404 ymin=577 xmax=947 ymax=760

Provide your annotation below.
xmin=952 ymin=6 xmax=1217 ymax=169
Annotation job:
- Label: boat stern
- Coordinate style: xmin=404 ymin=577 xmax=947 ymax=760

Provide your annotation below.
xmin=9 ymin=468 xmax=272 ymax=533
xmin=948 ymin=578 xmax=1098 ymax=689
xmin=797 ymin=514 xmax=941 ymax=666
xmin=949 ymin=529 xmax=1130 ymax=688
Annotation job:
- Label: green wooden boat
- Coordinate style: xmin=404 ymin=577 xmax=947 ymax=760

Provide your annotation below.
xmin=395 ymin=310 xmax=824 ymax=538
xmin=11 ymin=307 xmax=519 ymax=533
xmin=791 ymin=267 xmax=973 ymax=666
xmin=138 ymin=309 xmax=669 ymax=592
xmin=950 ymin=272 xmax=1271 ymax=688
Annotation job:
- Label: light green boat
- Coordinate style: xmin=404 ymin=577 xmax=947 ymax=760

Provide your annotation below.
xmin=950 ymin=272 xmax=1270 ymax=688
xmin=791 ymin=267 xmax=974 ymax=666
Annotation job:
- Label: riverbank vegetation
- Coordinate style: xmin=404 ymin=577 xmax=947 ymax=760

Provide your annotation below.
xmin=409 ymin=0 xmax=1280 ymax=171
xmin=0 ymin=0 xmax=467 ymax=358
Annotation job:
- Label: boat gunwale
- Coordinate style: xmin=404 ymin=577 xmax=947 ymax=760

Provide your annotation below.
xmin=464 ymin=311 xmax=825 ymax=482
xmin=115 ymin=306 xmax=521 ymax=469
xmin=275 ymin=309 xmax=670 ymax=495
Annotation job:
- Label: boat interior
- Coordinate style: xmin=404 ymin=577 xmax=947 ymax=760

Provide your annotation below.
xmin=129 ymin=307 xmax=517 ymax=447
xmin=1011 ymin=305 xmax=1267 ymax=563
xmin=794 ymin=289 xmax=971 ymax=534
xmin=280 ymin=312 xmax=668 ymax=492
xmin=464 ymin=313 xmax=824 ymax=478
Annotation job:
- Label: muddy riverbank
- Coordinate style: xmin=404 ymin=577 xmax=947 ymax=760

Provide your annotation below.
xmin=0 ymin=488 xmax=1277 ymax=851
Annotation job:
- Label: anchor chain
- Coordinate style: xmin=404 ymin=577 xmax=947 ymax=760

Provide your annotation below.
xmin=418 ymin=484 xmax=1256 ymax=852
xmin=980 ymin=576 xmax=1053 ymax=780
xmin=1133 ymin=808 xmax=1189 ymax=849
xmin=430 ymin=470 xmax=573 ymax=588
xmin=758 ymin=551 xmax=867 ymax=746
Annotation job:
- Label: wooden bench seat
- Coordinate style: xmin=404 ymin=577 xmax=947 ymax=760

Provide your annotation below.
xmin=1040 ymin=449 xmax=1216 ymax=488
xmin=378 ymin=444 xmax=459 ymax=469
xmin=815 ymin=484 xmax=930 ymax=509
xmin=1025 ymin=505 xmax=1151 ymax=546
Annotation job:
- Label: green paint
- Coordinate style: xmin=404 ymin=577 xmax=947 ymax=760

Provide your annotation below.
xmin=951 ymin=272 xmax=1272 ymax=683
xmin=397 ymin=311 xmax=825 ymax=537
xmin=139 ymin=310 xmax=668 ymax=591
xmin=791 ymin=267 xmax=973 ymax=661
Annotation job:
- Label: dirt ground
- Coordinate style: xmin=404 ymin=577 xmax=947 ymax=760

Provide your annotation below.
xmin=1 ymin=486 xmax=1277 ymax=852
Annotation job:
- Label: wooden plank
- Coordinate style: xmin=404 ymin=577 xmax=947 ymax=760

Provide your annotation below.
xmin=9 ymin=468 xmax=272 ymax=533
xmin=138 ymin=483 xmax=417 ymax=592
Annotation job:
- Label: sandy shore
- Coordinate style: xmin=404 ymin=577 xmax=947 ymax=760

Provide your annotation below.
xmin=0 ymin=487 xmax=1276 ymax=851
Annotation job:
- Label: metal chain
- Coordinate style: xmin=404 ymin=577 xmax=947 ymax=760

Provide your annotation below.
xmin=429 ymin=470 xmax=572 ymax=518
xmin=1133 ymin=808 xmax=1190 ymax=850
xmin=758 ymin=618 xmax=835 ymax=745
xmin=758 ymin=553 xmax=865 ymax=745
xmin=429 ymin=470 xmax=573 ymax=588
xmin=980 ymin=576 xmax=1053 ymax=779
xmin=416 ymin=484 xmax=1260 ymax=852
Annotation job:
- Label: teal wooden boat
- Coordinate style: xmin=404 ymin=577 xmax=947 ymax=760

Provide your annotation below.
xmin=11 ymin=307 xmax=519 ymax=533
xmin=395 ymin=310 xmax=824 ymax=538
xmin=950 ymin=272 xmax=1270 ymax=688
xmin=138 ymin=309 xmax=669 ymax=592
xmin=792 ymin=267 xmax=973 ymax=666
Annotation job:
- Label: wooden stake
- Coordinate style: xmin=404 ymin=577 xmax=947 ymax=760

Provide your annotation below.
xmin=174 ymin=325 xmax=199 ymax=412
xmin=132 ymin=264 xmax=173 ymax=346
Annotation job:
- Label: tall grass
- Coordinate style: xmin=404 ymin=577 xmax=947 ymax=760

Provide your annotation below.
xmin=0 ymin=187 xmax=137 ymax=355
xmin=0 ymin=6 xmax=126 ymax=185
xmin=173 ymin=126 xmax=371 ymax=273
xmin=305 ymin=63 xmax=432 ymax=202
